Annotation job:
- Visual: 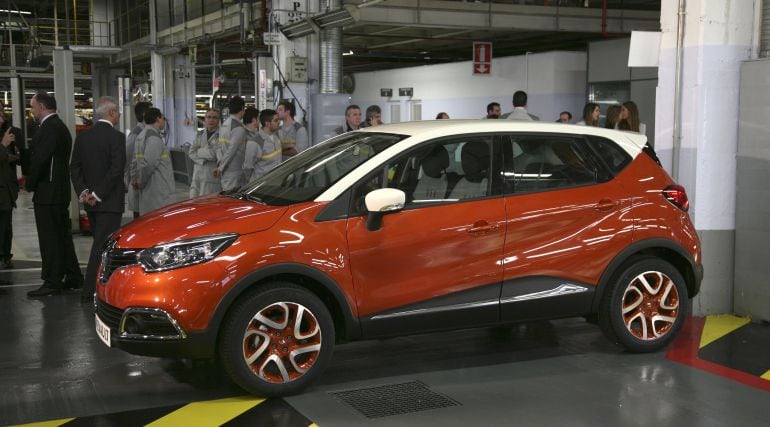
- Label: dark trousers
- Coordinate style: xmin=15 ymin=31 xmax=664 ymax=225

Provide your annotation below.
xmin=85 ymin=211 xmax=123 ymax=295
xmin=33 ymin=203 xmax=83 ymax=288
xmin=0 ymin=209 xmax=11 ymax=260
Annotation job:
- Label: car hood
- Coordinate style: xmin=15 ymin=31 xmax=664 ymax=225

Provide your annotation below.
xmin=115 ymin=194 xmax=288 ymax=248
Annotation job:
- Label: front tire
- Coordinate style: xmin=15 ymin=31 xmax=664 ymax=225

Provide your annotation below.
xmin=219 ymin=282 xmax=335 ymax=396
xmin=599 ymin=256 xmax=689 ymax=352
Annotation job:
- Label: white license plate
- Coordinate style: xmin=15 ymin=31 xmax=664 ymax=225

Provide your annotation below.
xmin=95 ymin=314 xmax=112 ymax=347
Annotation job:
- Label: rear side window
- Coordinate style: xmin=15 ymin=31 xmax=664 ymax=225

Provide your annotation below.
xmin=586 ymin=135 xmax=632 ymax=174
xmin=502 ymin=134 xmax=606 ymax=193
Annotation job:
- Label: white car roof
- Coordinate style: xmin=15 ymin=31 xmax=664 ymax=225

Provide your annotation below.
xmin=315 ymin=120 xmax=648 ymax=202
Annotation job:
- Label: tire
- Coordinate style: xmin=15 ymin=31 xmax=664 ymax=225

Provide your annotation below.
xmin=219 ymin=282 xmax=335 ymax=397
xmin=599 ymin=256 xmax=689 ymax=352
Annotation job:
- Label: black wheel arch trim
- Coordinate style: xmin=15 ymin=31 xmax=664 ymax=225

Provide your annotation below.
xmin=208 ymin=263 xmax=361 ymax=343
xmin=591 ymin=238 xmax=702 ymax=312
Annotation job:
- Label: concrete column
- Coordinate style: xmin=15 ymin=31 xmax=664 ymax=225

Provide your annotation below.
xmin=151 ymin=52 xmax=166 ymax=111
xmin=9 ymin=77 xmax=25 ymax=134
xmin=52 ymin=47 xmax=78 ymax=228
xmin=172 ymin=54 xmax=196 ymax=147
xmin=654 ymin=0 xmax=756 ymax=315
xmin=53 ymin=48 xmax=76 ymax=141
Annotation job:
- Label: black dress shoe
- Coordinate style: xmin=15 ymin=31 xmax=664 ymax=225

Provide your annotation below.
xmin=65 ymin=280 xmax=84 ymax=290
xmin=27 ymin=284 xmax=63 ymax=297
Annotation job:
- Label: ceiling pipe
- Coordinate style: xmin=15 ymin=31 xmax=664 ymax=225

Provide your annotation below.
xmin=321 ymin=0 xmax=343 ymax=94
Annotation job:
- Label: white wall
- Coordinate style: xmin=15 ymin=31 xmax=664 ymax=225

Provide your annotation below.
xmin=351 ymin=51 xmax=587 ymax=124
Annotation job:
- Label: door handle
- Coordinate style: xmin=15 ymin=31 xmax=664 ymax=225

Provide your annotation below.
xmin=467 ymin=220 xmax=499 ymax=235
xmin=594 ymin=198 xmax=619 ymax=211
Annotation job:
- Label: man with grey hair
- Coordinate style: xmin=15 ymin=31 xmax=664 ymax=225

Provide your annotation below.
xmin=70 ymin=96 xmax=126 ymax=303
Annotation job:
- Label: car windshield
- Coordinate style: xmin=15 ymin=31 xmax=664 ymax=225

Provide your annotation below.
xmin=231 ymin=132 xmax=407 ymax=206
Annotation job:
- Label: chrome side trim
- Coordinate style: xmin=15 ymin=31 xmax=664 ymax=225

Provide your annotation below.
xmin=119 ymin=307 xmax=188 ymax=340
xmin=370 ymin=299 xmax=498 ymax=321
xmin=500 ymin=284 xmax=588 ymax=304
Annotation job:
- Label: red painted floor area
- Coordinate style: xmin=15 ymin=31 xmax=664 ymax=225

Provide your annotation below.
xmin=666 ymin=316 xmax=770 ymax=393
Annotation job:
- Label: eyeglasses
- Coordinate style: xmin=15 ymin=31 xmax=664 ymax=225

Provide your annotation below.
xmin=205 ymin=115 xmax=219 ymax=119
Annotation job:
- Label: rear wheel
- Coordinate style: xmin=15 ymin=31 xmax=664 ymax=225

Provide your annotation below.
xmin=599 ymin=256 xmax=689 ymax=352
xmin=219 ymin=282 xmax=335 ymax=396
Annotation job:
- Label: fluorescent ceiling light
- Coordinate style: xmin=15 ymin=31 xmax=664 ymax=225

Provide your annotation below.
xmin=0 ymin=9 xmax=31 ymax=15
xmin=342 ymin=50 xmax=354 ymax=56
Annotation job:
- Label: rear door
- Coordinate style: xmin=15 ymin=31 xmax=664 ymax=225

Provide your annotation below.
xmin=346 ymin=135 xmax=507 ymax=337
xmin=498 ymin=133 xmax=633 ymax=322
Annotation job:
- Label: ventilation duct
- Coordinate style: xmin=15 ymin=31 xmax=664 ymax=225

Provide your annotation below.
xmin=320 ymin=0 xmax=342 ymax=93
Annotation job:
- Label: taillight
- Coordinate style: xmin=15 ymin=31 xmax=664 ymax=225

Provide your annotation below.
xmin=663 ymin=184 xmax=689 ymax=212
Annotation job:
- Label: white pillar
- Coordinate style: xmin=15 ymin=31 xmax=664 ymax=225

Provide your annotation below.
xmin=655 ymin=0 xmax=757 ymax=315
xmin=151 ymin=52 xmax=166 ymax=110
xmin=172 ymin=54 xmax=197 ymax=147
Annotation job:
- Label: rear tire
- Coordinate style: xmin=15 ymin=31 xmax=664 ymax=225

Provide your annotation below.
xmin=219 ymin=282 xmax=335 ymax=396
xmin=599 ymin=256 xmax=689 ymax=352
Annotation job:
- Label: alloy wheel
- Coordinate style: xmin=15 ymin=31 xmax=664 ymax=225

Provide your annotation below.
xmin=242 ymin=302 xmax=322 ymax=384
xmin=621 ymin=270 xmax=680 ymax=340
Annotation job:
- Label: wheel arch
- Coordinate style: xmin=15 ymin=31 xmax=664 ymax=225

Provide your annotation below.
xmin=591 ymin=238 xmax=701 ymax=313
xmin=209 ymin=263 xmax=361 ymax=346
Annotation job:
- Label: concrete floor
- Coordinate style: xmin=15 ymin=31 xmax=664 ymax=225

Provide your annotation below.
xmin=1 ymin=189 xmax=769 ymax=426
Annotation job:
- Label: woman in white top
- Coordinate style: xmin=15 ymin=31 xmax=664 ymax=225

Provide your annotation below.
xmin=576 ymin=102 xmax=600 ymax=126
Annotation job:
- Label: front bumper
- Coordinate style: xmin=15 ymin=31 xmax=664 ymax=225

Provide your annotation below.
xmin=96 ymin=299 xmax=216 ymax=358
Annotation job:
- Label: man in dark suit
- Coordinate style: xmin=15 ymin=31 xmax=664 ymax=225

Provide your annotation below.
xmin=26 ymin=92 xmax=83 ymax=297
xmin=0 ymin=103 xmax=26 ymax=269
xmin=70 ymin=96 xmax=126 ymax=302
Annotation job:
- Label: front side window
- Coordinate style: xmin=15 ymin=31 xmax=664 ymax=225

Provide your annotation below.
xmin=351 ymin=136 xmax=495 ymax=214
xmin=238 ymin=132 xmax=406 ymax=206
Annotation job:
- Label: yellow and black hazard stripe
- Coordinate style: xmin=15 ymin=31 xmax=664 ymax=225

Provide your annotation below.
xmin=667 ymin=314 xmax=770 ymax=392
xmin=14 ymin=397 xmax=317 ymax=427
xmin=697 ymin=315 xmax=770 ymax=380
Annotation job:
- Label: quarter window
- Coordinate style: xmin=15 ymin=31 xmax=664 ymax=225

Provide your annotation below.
xmin=586 ymin=135 xmax=632 ymax=174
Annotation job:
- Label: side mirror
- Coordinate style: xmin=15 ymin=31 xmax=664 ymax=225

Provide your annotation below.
xmin=364 ymin=188 xmax=406 ymax=231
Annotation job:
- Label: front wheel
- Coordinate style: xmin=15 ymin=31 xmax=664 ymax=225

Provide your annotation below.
xmin=219 ymin=283 xmax=335 ymax=396
xmin=599 ymin=256 xmax=689 ymax=352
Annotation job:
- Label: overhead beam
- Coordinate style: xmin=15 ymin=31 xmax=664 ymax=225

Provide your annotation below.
xmin=354 ymin=0 xmax=659 ymax=33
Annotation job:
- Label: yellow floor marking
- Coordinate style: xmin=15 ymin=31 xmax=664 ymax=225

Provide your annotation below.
xmin=11 ymin=418 xmax=75 ymax=427
xmin=145 ymin=396 xmax=265 ymax=427
xmin=699 ymin=314 xmax=751 ymax=349
xmin=761 ymin=370 xmax=770 ymax=381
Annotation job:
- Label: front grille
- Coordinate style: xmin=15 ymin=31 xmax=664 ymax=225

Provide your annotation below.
xmin=96 ymin=299 xmax=124 ymax=330
xmin=99 ymin=240 xmax=140 ymax=283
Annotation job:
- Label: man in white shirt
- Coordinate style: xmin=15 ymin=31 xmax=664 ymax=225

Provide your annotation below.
xmin=505 ymin=91 xmax=540 ymax=121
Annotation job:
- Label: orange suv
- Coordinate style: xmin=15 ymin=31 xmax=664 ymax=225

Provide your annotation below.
xmin=95 ymin=120 xmax=702 ymax=397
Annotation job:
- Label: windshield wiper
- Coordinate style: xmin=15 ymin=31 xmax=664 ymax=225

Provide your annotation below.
xmin=238 ymin=193 xmax=265 ymax=204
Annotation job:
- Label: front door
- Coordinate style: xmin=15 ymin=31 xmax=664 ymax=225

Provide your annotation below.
xmin=346 ymin=136 xmax=506 ymax=337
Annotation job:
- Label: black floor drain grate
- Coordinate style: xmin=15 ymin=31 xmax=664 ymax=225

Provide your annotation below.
xmin=330 ymin=381 xmax=460 ymax=418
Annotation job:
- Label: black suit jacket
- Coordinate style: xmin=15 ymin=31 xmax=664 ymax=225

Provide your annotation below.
xmin=70 ymin=120 xmax=126 ymax=213
xmin=25 ymin=114 xmax=73 ymax=205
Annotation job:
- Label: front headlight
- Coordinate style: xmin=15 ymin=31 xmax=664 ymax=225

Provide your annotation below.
xmin=138 ymin=233 xmax=238 ymax=272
